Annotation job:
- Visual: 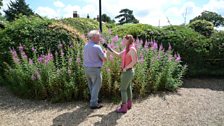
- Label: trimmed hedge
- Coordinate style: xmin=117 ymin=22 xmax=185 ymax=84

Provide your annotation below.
xmin=60 ymin=18 xmax=109 ymax=35
xmin=112 ymin=24 xmax=223 ymax=76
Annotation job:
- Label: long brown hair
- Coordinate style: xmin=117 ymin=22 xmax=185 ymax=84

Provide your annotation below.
xmin=124 ymin=35 xmax=134 ymax=53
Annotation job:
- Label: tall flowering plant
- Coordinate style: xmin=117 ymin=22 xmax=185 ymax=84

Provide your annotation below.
xmin=5 ymin=42 xmax=87 ymax=102
xmin=101 ymin=31 xmax=187 ymax=98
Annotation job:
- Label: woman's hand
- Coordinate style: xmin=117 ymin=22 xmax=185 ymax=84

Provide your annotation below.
xmin=122 ymin=68 xmax=127 ymax=72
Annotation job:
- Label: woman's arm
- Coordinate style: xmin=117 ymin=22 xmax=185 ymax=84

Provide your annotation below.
xmin=110 ymin=48 xmax=124 ymax=57
xmin=123 ymin=48 xmax=137 ymax=71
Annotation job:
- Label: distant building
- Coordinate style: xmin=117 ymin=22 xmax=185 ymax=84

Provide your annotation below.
xmin=73 ymin=11 xmax=79 ymax=18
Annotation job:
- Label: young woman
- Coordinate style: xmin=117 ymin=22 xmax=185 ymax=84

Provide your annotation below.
xmin=109 ymin=35 xmax=138 ymax=113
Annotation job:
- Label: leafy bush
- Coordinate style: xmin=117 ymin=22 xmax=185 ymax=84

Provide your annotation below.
xmin=188 ymin=20 xmax=214 ymax=37
xmin=60 ymin=18 xmax=109 ymax=35
xmin=113 ymin=25 xmax=210 ymax=76
xmin=112 ymin=23 xmax=162 ymax=40
xmin=0 ymin=15 xmax=85 ymax=76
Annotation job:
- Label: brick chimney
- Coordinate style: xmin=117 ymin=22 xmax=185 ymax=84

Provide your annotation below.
xmin=73 ymin=11 xmax=79 ymax=18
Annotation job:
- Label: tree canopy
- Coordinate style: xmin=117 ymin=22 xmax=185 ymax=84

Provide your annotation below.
xmin=102 ymin=13 xmax=114 ymax=23
xmin=4 ymin=0 xmax=34 ymax=21
xmin=190 ymin=11 xmax=224 ymax=27
xmin=115 ymin=8 xmax=139 ymax=25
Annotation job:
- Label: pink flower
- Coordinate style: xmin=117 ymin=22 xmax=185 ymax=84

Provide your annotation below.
xmin=32 ymin=47 xmax=36 ymax=52
xmin=159 ymin=44 xmax=164 ymax=51
xmin=109 ymin=55 xmax=114 ymax=61
xmin=38 ymin=55 xmax=44 ymax=63
xmin=18 ymin=44 xmax=24 ymax=52
xmin=112 ymin=35 xmax=119 ymax=43
xmin=9 ymin=48 xmax=20 ymax=64
xmin=175 ymin=53 xmax=181 ymax=62
xmin=29 ymin=59 xmax=33 ymax=65
xmin=168 ymin=43 xmax=172 ymax=50
xmin=44 ymin=53 xmax=53 ymax=64
xmin=151 ymin=42 xmax=158 ymax=50
xmin=60 ymin=50 xmax=64 ymax=57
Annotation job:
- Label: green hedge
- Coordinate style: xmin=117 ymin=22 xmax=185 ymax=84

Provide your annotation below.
xmin=112 ymin=24 xmax=224 ymax=76
xmin=60 ymin=18 xmax=109 ymax=35
xmin=0 ymin=16 xmax=85 ymax=77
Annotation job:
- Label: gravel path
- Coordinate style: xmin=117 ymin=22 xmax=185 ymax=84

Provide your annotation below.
xmin=0 ymin=79 xmax=224 ymax=126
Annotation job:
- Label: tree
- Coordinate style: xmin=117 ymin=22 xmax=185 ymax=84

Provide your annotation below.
xmin=0 ymin=0 xmax=3 ymax=15
xmin=189 ymin=20 xmax=214 ymax=37
xmin=87 ymin=14 xmax=90 ymax=19
xmin=115 ymin=8 xmax=139 ymax=25
xmin=101 ymin=13 xmax=114 ymax=23
xmin=190 ymin=11 xmax=224 ymax=27
xmin=4 ymin=0 xmax=34 ymax=21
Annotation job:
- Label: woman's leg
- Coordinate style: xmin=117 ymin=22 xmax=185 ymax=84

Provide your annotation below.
xmin=120 ymin=70 xmax=134 ymax=103
xmin=127 ymin=83 xmax=132 ymax=101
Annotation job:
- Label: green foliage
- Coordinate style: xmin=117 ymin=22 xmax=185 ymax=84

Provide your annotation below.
xmin=102 ymin=13 xmax=115 ymax=23
xmin=60 ymin=18 xmax=109 ymax=35
xmin=0 ymin=0 xmax=2 ymax=15
xmin=115 ymin=8 xmax=139 ymax=25
xmin=113 ymin=25 xmax=214 ymax=76
xmin=0 ymin=15 xmax=85 ymax=76
xmin=190 ymin=11 xmax=224 ymax=27
xmin=112 ymin=23 xmax=161 ymax=40
xmin=4 ymin=0 xmax=34 ymax=21
xmin=4 ymin=34 xmax=187 ymax=102
xmin=189 ymin=20 xmax=214 ymax=37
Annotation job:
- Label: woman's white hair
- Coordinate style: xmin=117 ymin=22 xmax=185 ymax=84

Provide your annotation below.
xmin=87 ymin=30 xmax=100 ymax=40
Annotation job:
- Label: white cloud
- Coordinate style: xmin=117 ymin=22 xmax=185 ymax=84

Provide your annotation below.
xmin=0 ymin=0 xmax=16 ymax=14
xmin=54 ymin=1 xmax=65 ymax=8
xmin=36 ymin=7 xmax=58 ymax=18
xmin=32 ymin=0 xmax=224 ymax=26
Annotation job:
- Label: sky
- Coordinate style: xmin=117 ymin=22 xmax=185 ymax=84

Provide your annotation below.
xmin=1 ymin=0 xmax=224 ymax=26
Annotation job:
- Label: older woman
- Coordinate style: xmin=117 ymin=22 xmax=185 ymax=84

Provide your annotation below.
xmin=108 ymin=35 xmax=138 ymax=113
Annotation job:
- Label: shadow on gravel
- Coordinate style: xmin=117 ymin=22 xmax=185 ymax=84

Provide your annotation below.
xmin=52 ymin=106 xmax=93 ymax=126
xmin=93 ymin=111 xmax=123 ymax=126
xmin=183 ymin=79 xmax=224 ymax=91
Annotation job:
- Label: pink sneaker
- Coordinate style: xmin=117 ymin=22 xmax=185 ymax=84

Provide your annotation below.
xmin=116 ymin=103 xmax=128 ymax=113
xmin=127 ymin=100 xmax=132 ymax=110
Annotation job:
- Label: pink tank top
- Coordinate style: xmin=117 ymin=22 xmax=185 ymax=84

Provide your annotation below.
xmin=121 ymin=44 xmax=137 ymax=69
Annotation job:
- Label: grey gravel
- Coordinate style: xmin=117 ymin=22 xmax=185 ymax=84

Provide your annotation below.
xmin=0 ymin=79 xmax=224 ymax=126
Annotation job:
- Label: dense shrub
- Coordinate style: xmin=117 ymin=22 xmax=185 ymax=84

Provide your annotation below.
xmin=0 ymin=16 xmax=85 ymax=76
xmin=189 ymin=20 xmax=214 ymax=37
xmin=60 ymin=18 xmax=109 ymax=35
xmin=112 ymin=25 xmax=211 ymax=76
xmin=112 ymin=23 xmax=162 ymax=40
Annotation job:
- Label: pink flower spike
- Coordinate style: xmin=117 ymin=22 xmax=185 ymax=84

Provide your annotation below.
xmin=18 ymin=44 xmax=24 ymax=51
xmin=112 ymin=35 xmax=119 ymax=43
xmin=168 ymin=43 xmax=172 ymax=50
xmin=159 ymin=44 xmax=163 ymax=51
xmin=29 ymin=59 xmax=33 ymax=65
xmin=175 ymin=53 xmax=181 ymax=62
xmin=32 ymin=47 xmax=36 ymax=52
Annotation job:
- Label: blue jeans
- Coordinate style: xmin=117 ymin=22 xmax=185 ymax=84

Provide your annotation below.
xmin=84 ymin=67 xmax=102 ymax=107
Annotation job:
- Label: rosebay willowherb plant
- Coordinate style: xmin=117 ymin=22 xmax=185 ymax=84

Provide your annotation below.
xmin=5 ymin=43 xmax=88 ymax=102
xmin=4 ymin=33 xmax=187 ymax=102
